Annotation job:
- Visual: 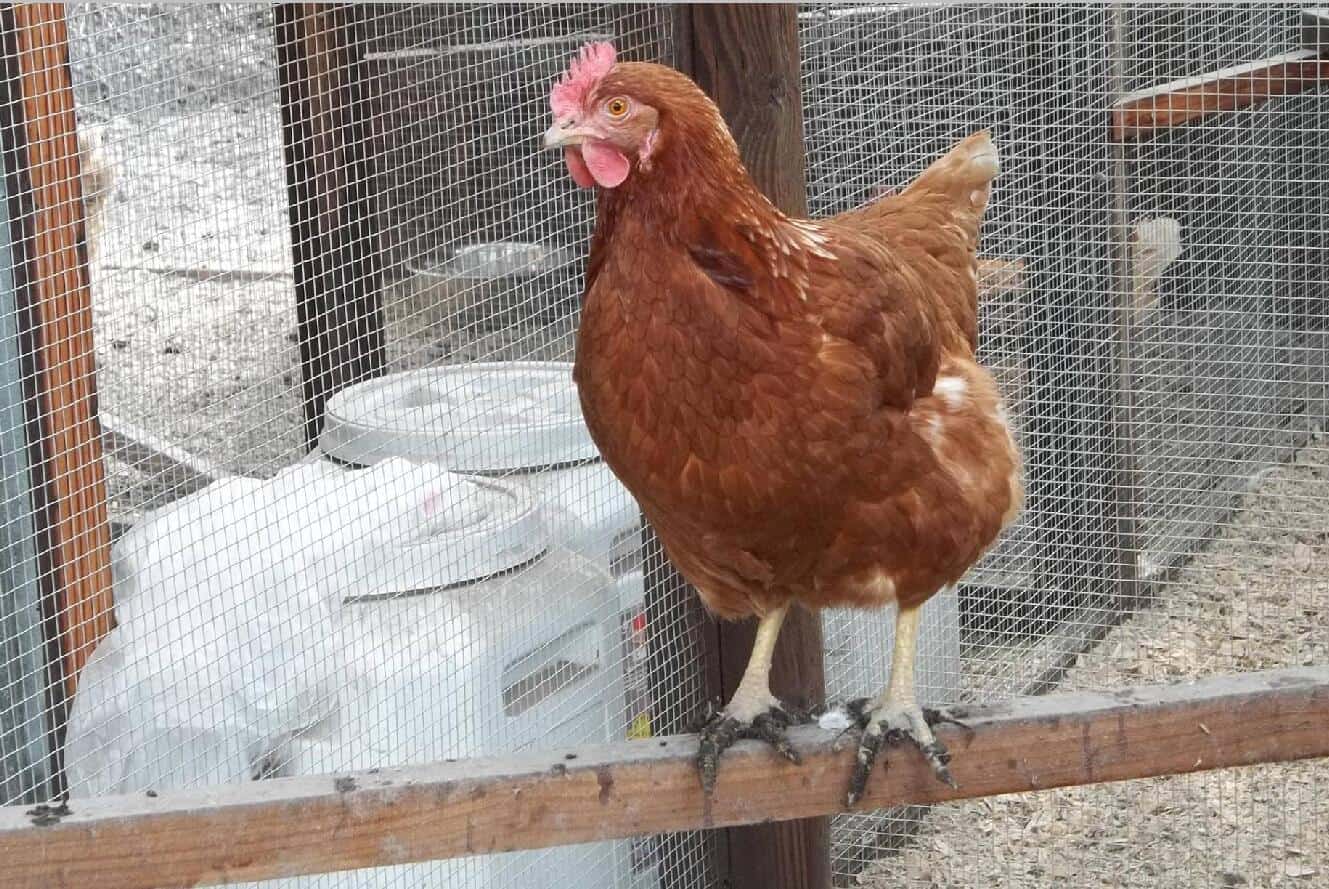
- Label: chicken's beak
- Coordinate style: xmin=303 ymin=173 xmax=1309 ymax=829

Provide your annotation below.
xmin=543 ymin=118 xmax=591 ymax=150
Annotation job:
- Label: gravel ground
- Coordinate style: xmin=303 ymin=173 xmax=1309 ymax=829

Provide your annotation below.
xmin=89 ymin=107 xmax=304 ymax=489
xmin=862 ymin=435 xmax=1329 ymax=889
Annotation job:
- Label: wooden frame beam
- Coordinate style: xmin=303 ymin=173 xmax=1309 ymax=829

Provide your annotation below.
xmin=0 ymin=3 xmax=114 ymax=713
xmin=275 ymin=4 xmax=386 ymax=451
xmin=1111 ymin=50 xmax=1329 ymax=141
xmin=2 ymin=666 xmax=1326 ymax=889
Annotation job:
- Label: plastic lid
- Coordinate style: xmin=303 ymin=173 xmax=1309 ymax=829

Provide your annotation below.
xmin=116 ymin=460 xmax=549 ymax=609
xmin=339 ymin=465 xmax=549 ymax=598
xmin=320 ymin=361 xmax=599 ymax=473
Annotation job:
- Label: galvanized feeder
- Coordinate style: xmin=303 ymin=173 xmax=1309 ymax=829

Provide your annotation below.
xmin=404 ymin=240 xmax=580 ymax=332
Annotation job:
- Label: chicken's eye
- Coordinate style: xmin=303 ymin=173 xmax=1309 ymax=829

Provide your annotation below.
xmin=605 ymin=97 xmax=630 ymax=118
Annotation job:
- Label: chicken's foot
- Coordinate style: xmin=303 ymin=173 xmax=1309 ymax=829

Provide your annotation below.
xmin=844 ymin=602 xmax=963 ymax=806
xmin=844 ymin=697 xmax=958 ymax=805
xmin=695 ymin=603 xmax=808 ymax=794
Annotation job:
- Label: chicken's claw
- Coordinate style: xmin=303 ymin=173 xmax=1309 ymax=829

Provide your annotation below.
xmin=696 ymin=702 xmax=806 ymax=795
xmin=696 ymin=714 xmax=741 ymax=795
xmin=844 ymin=698 xmax=961 ymax=806
xmin=752 ymin=710 xmax=803 ymax=765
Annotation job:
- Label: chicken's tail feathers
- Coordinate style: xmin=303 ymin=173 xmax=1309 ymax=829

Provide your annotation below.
xmin=903 ymin=130 xmax=1000 ymax=244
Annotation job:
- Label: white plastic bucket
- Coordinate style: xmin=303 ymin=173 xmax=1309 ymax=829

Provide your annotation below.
xmin=320 ymin=362 xmax=651 ymax=739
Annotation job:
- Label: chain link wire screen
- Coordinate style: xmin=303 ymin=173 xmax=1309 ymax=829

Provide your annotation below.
xmin=801 ymin=3 xmax=1327 ymax=886
xmin=0 ymin=3 xmax=1325 ymax=889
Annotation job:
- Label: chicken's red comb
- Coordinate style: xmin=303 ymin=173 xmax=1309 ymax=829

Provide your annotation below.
xmin=550 ymin=41 xmax=617 ymax=117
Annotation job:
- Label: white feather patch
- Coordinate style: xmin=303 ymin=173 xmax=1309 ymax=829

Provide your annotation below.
xmin=818 ymin=708 xmax=853 ymax=732
xmin=934 ymin=375 xmax=968 ymax=408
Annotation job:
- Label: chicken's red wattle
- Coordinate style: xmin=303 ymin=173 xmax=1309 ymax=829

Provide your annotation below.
xmin=564 ymin=142 xmax=629 ymax=189
xmin=564 ymin=148 xmax=595 ymax=188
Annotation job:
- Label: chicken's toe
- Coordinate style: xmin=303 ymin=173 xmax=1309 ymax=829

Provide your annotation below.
xmin=845 ymin=699 xmax=960 ymax=806
xmin=696 ymin=713 xmax=741 ymax=794
xmin=751 ymin=708 xmax=804 ymax=765
xmin=695 ymin=700 xmax=807 ymax=794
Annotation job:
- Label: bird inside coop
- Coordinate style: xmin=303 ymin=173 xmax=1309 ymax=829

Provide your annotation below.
xmin=78 ymin=124 xmax=114 ymax=263
xmin=1130 ymin=215 xmax=1183 ymax=317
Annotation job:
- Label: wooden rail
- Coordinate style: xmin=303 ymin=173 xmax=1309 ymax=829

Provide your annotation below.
xmin=99 ymin=410 xmax=231 ymax=500
xmin=2 ymin=666 xmax=1326 ymax=889
xmin=1111 ymin=50 xmax=1329 ymax=141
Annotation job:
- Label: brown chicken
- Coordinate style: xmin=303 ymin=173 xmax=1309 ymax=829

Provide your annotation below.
xmin=545 ymin=43 xmax=1022 ymax=804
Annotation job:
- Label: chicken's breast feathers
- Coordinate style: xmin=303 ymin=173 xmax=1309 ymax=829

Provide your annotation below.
xmin=574 ymin=130 xmax=1018 ymax=620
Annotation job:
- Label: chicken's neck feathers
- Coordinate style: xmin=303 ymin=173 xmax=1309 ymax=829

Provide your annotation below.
xmin=589 ymin=156 xmax=832 ymax=302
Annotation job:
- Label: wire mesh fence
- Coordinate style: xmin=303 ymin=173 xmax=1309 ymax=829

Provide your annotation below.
xmin=0 ymin=2 xmax=1324 ymax=889
xmin=801 ymin=3 xmax=1328 ymax=885
xmin=12 ymin=4 xmax=704 ymax=888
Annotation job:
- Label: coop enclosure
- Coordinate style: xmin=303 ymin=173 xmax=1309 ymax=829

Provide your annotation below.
xmin=0 ymin=3 xmax=1326 ymax=888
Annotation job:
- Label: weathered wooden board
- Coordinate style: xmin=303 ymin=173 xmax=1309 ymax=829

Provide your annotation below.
xmin=1 ymin=666 xmax=1326 ymax=889
xmin=3 ymin=2 xmax=115 ymax=702
xmin=1111 ymin=51 xmax=1329 ymax=141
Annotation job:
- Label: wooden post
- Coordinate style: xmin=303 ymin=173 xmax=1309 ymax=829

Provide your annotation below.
xmin=0 ymin=4 xmax=113 ymax=731
xmin=669 ymin=7 xmax=830 ymax=889
xmin=1002 ymin=7 xmax=1129 ymax=635
xmin=1105 ymin=7 xmax=1144 ymax=615
xmin=274 ymin=4 xmax=386 ymax=451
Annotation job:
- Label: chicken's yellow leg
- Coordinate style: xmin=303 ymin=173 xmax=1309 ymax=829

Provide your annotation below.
xmin=881 ymin=600 xmax=922 ymax=710
xmin=846 ymin=601 xmax=957 ymax=806
xmin=696 ymin=602 xmax=805 ymax=794
xmin=726 ymin=602 xmax=788 ymax=720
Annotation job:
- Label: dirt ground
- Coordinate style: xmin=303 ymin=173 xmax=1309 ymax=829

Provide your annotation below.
xmin=861 ymin=435 xmax=1329 ymax=888
xmin=87 ymin=108 xmax=580 ymax=521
